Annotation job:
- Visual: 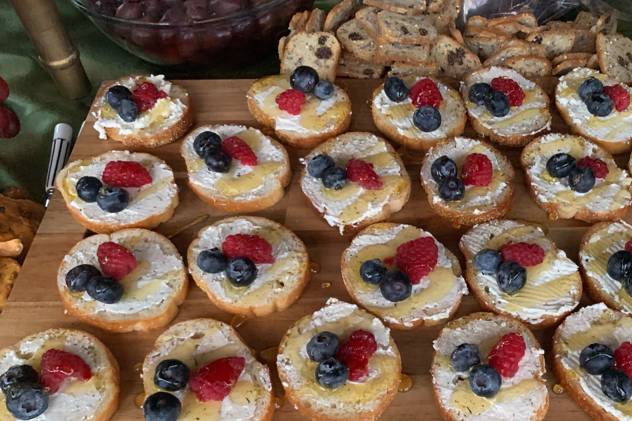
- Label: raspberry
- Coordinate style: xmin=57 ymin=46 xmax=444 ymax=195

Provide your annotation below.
xmin=0 ymin=77 xmax=8 ymax=102
xmin=97 ymin=241 xmax=137 ymax=280
xmin=488 ymin=332 xmax=526 ymax=378
xmin=491 ymin=77 xmax=525 ymax=106
xmin=576 ymin=156 xmax=609 ymax=179
xmin=625 ymin=240 xmax=632 ymax=253
xmin=409 ymin=78 xmax=442 ymax=108
xmin=336 ymin=330 xmax=377 ymax=382
xmin=275 ymin=89 xmax=305 ymax=115
xmin=500 ymin=242 xmax=545 ymax=267
xmin=222 ymin=234 xmax=274 ymax=264
xmin=40 ymin=349 xmax=92 ymax=393
xmin=132 ymin=82 xmax=167 ymax=113
xmin=346 ymin=159 xmax=382 ymax=190
xmin=0 ymin=105 xmax=20 ymax=138
xmin=221 ymin=136 xmax=257 ymax=166
xmin=615 ymin=342 xmax=632 ymax=379
xmin=461 ymin=153 xmax=493 ymax=186
xmin=603 ymin=84 xmax=630 ymax=112
xmin=102 ymin=161 xmax=152 ymax=188
xmin=189 ymin=356 xmax=245 ymax=402
xmin=395 ymin=236 xmax=438 ymax=284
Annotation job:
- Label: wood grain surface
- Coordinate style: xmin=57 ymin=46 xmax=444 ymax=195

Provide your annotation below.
xmin=1 ymin=77 xmax=625 ymax=420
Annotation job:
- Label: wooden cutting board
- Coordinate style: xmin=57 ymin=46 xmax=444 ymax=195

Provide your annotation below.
xmin=1 ymin=77 xmax=626 ymax=420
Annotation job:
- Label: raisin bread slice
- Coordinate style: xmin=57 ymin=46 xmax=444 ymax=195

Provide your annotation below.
xmin=376 ymin=42 xmax=431 ymax=65
xmin=376 ymin=10 xmax=437 ymax=45
xmin=465 ymin=34 xmax=508 ymax=60
xmin=596 ymin=32 xmax=632 ymax=83
xmin=324 ymin=0 xmax=363 ymax=32
xmin=336 ymin=18 xmax=377 ymax=62
xmin=387 ymin=61 xmax=439 ymax=78
xmin=305 ymin=8 xmax=325 ymax=32
xmin=281 ymin=32 xmax=341 ymax=82
xmin=526 ymin=30 xmax=576 ymax=59
xmin=336 ymin=51 xmax=385 ymax=79
xmin=433 ymin=35 xmax=482 ymax=79
xmin=364 ymin=0 xmax=426 ymax=15
xmin=504 ymin=55 xmax=552 ymax=78
xmin=355 ymin=6 xmax=380 ymax=38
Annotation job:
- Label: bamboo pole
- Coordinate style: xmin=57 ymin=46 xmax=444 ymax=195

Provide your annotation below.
xmin=10 ymin=0 xmax=90 ymax=99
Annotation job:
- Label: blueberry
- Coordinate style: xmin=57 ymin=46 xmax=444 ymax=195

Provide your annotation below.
xmin=154 ymin=359 xmax=189 ymax=392
xmin=586 ymin=91 xmax=614 ymax=117
xmin=601 ymin=368 xmax=632 ymax=403
xmin=430 ymin=156 xmax=457 ymax=183
xmin=568 ymin=166 xmax=595 ymax=193
xmin=473 ymin=249 xmax=502 ymax=274
xmin=546 ymin=153 xmax=576 ymax=178
xmin=450 ymin=344 xmax=481 ymax=372
xmin=225 ymin=257 xmax=257 ymax=287
xmin=578 ymin=77 xmax=604 ymax=101
xmin=321 ymin=166 xmax=347 ymax=190
xmin=307 ymin=154 xmax=335 ymax=179
xmin=413 ymin=105 xmax=441 ymax=132
xmin=76 ymin=176 xmax=103 ymax=203
xmin=607 ymin=250 xmax=632 ymax=281
xmin=193 ymin=131 xmax=222 ymax=157
xmin=496 ymin=261 xmax=526 ymax=295
xmin=315 ymin=357 xmax=348 ymax=389
xmin=65 ymin=264 xmax=101 ymax=292
xmin=106 ymin=85 xmax=132 ymax=109
xmin=485 ymin=90 xmax=510 ymax=117
xmin=468 ymin=82 xmax=492 ymax=105
xmin=96 ymin=186 xmax=129 ymax=213
xmin=468 ymin=364 xmax=501 ymax=397
xmin=5 ymin=383 xmax=48 ymax=420
xmin=290 ymin=66 xmax=319 ymax=93
xmin=306 ymin=332 xmax=340 ymax=362
xmin=314 ymin=80 xmax=334 ymax=100
xmin=197 ymin=248 xmax=227 ymax=274
xmin=360 ymin=259 xmax=387 ymax=285
xmin=384 ymin=77 xmax=408 ymax=102
xmin=204 ymin=149 xmax=231 ymax=173
xmin=438 ymin=177 xmax=464 ymax=201
xmin=117 ymin=98 xmax=139 ymax=122
xmin=579 ymin=343 xmax=614 ymax=375
xmin=86 ymin=276 xmax=124 ymax=304
xmin=380 ymin=270 xmax=412 ymax=302
xmin=143 ymin=392 xmax=181 ymax=421
xmin=624 ymin=275 xmax=632 ymax=297
xmin=0 ymin=365 xmax=39 ymax=394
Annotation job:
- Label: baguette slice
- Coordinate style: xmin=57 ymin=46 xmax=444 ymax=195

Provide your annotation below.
xmin=521 ymin=133 xmax=632 ymax=222
xmin=187 ymin=216 xmax=309 ymax=317
xmin=460 ymin=219 xmax=582 ymax=328
xmin=341 ymin=222 xmax=467 ymax=329
xmin=55 ymin=150 xmax=179 ymax=234
xmin=432 ymin=312 xmax=549 ymax=421
xmin=57 ymin=228 xmax=188 ymax=332
xmin=553 ymin=303 xmax=632 ymax=421
xmin=300 ymin=132 xmax=411 ymax=234
xmin=181 ymin=125 xmax=291 ymax=213
xmin=0 ymin=328 xmax=119 ymax=421
xmin=142 ymin=318 xmax=274 ymax=421
xmin=277 ymin=298 xmax=401 ymax=421
xmin=92 ymin=74 xmax=193 ymax=148
xmin=597 ymin=32 xmax=632 ymax=83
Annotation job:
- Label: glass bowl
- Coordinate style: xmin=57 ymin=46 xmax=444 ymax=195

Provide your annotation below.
xmin=71 ymin=0 xmax=313 ymax=66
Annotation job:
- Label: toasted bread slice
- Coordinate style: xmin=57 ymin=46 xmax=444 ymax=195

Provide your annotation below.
xmin=552 ymin=57 xmax=589 ymax=75
xmin=0 ymin=257 xmax=18 ymax=311
xmin=483 ymin=40 xmax=547 ymax=67
xmin=300 ymin=132 xmax=411 ymax=234
xmin=305 ymin=8 xmax=326 ymax=32
xmin=364 ymin=0 xmax=425 ymax=15
xmin=553 ymin=52 xmax=593 ymax=66
xmin=55 ymin=150 xmax=179 ymax=234
xmin=57 ymin=228 xmax=188 ymax=332
xmin=92 ymin=75 xmax=193 ymax=148
xmin=371 ymin=76 xmax=466 ymax=150
xmin=355 ymin=6 xmax=380 ymax=38
xmin=521 ymin=133 xmax=632 ymax=222
xmin=142 ymin=318 xmax=274 ymax=421
xmin=375 ymin=41 xmax=432 ymax=65
xmin=387 ymin=61 xmax=440 ymax=78
xmin=181 ymin=125 xmax=291 ymax=213
xmin=188 ymin=216 xmax=309 ymax=317
xmin=460 ymin=219 xmax=582 ymax=328
xmin=281 ymin=32 xmax=341 ymax=82
xmin=504 ymin=55 xmax=552 ymax=78
xmin=246 ymin=74 xmax=351 ymax=148
xmin=597 ymin=32 xmax=632 ymax=83
xmin=376 ymin=10 xmax=437 ymax=45
xmin=323 ymin=0 xmax=363 ymax=32
xmin=337 ymin=18 xmax=378 ymax=62
xmin=336 ymin=51 xmax=385 ymax=79
xmin=341 ymin=222 xmax=467 ymax=329
xmin=433 ymin=35 xmax=482 ymax=79
xmin=277 ymin=298 xmax=401 ymax=421
xmin=432 ymin=312 xmax=549 ymax=421
xmin=0 ymin=328 xmax=119 ymax=421
xmin=526 ymin=29 xmax=576 ymax=59
xmin=464 ymin=34 xmax=509 ymax=60
xmin=553 ymin=303 xmax=632 ymax=421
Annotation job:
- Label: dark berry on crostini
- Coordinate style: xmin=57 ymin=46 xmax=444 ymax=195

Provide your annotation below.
xmin=496 ymin=261 xmax=526 ymax=295
xmin=193 ymin=131 xmax=222 ymax=158
xmin=316 ymin=357 xmax=348 ymax=389
xmin=154 ymin=359 xmax=190 ymax=392
xmin=225 ymin=257 xmax=257 ymax=287
xmin=473 ymin=249 xmax=503 ymax=275
xmin=438 ymin=177 xmax=464 ymax=201
xmin=469 ymin=82 xmax=492 ymax=105
xmin=601 ymin=368 xmax=632 ymax=403
xmin=431 ymin=156 xmax=457 ymax=183
xmin=96 ymin=186 xmax=129 ymax=213
xmin=314 ymin=81 xmax=334 ymax=100
xmin=307 ymin=332 xmax=340 ymax=362
xmin=76 ymin=176 xmax=103 ymax=203
xmin=568 ymin=166 xmax=595 ymax=193
xmin=380 ymin=270 xmax=412 ymax=302
xmin=607 ymin=250 xmax=632 ymax=281
xmin=468 ymin=364 xmax=502 ymax=398
xmin=290 ymin=66 xmax=319 ymax=94
xmin=86 ymin=276 xmax=124 ymax=304
xmin=143 ymin=391 xmax=182 ymax=421
xmin=307 ymin=154 xmax=335 ymax=179
xmin=197 ymin=248 xmax=227 ymax=274
xmin=0 ymin=365 xmax=39 ymax=394
xmin=546 ymin=153 xmax=576 ymax=178
xmin=204 ymin=149 xmax=231 ymax=173
xmin=624 ymin=275 xmax=632 ymax=297
xmin=5 ymin=383 xmax=48 ymax=420
xmin=384 ymin=77 xmax=408 ymax=102
xmin=451 ymin=343 xmax=481 ymax=372
xmin=321 ymin=166 xmax=347 ymax=190
xmin=579 ymin=343 xmax=614 ymax=375
xmin=65 ymin=264 xmax=101 ymax=292
xmin=106 ymin=85 xmax=132 ymax=109
xmin=413 ymin=105 xmax=441 ymax=132
xmin=117 ymin=98 xmax=139 ymax=122
xmin=586 ymin=91 xmax=614 ymax=117
xmin=359 ymin=259 xmax=387 ymax=285
xmin=578 ymin=77 xmax=604 ymax=101
xmin=485 ymin=90 xmax=510 ymax=117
